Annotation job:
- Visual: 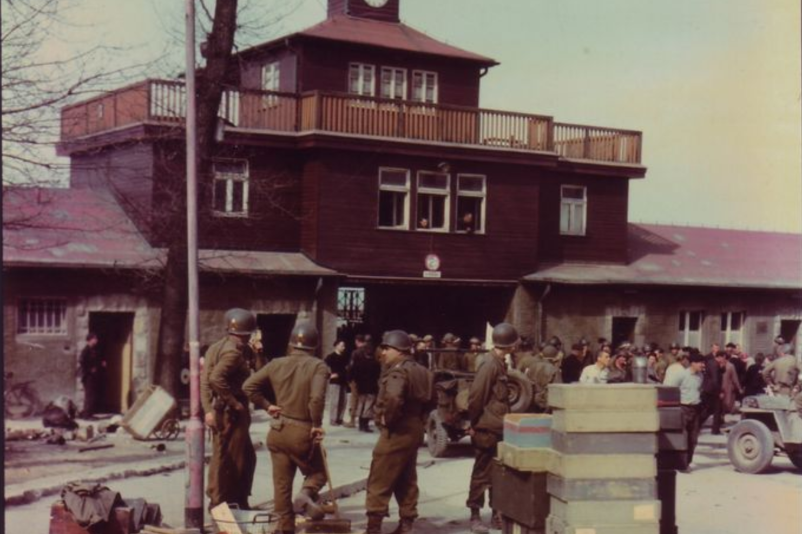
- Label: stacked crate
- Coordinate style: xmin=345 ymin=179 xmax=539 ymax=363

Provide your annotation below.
xmin=493 ymin=414 xmax=554 ymax=534
xmin=545 ymin=384 xmax=661 ymax=534
xmin=654 ymin=385 xmax=685 ymax=534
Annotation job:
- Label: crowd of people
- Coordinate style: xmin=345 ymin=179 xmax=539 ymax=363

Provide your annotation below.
xmin=200 ymin=308 xmax=801 ymax=534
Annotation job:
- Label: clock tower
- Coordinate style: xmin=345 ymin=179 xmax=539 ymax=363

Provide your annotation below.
xmin=328 ymin=0 xmax=400 ymax=23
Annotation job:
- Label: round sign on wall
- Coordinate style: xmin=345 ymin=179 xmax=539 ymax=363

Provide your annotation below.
xmin=425 ymin=254 xmax=441 ymax=271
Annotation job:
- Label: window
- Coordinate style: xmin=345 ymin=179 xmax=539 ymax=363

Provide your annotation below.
xmin=378 ymin=168 xmax=410 ymax=229
xmin=337 ymin=287 xmax=366 ymax=324
xmin=213 ymin=160 xmax=249 ymax=216
xmin=456 ymin=174 xmax=486 ymax=233
xmin=721 ymin=311 xmax=746 ymax=347
xmin=380 ymin=67 xmax=407 ymax=100
xmin=18 ymin=299 xmax=67 ymax=335
xmin=679 ymin=310 xmax=705 ymax=349
xmin=349 ymin=63 xmax=375 ymax=97
xmin=261 ymin=61 xmax=280 ymax=107
xmin=560 ymin=185 xmax=586 ymax=236
xmin=411 ymin=70 xmax=438 ymax=104
xmin=416 ymin=172 xmax=450 ymax=231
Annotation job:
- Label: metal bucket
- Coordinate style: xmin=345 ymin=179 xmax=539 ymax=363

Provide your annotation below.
xmin=213 ymin=507 xmax=275 ymax=534
xmin=631 ymin=355 xmax=648 ymax=384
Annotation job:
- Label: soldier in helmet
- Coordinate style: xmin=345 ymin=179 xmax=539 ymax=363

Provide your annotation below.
xmin=243 ymin=322 xmax=330 ymax=534
xmin=762 ymin=344 xmax=800 ymax=397
xmin=365 ymin=330 xmax=434 ymax=534
xmin=518 ymin=343 xmax=561 ymax=412
xmin=439 ymin=333 xmax=464 ymax=371
xmin=200 ymin=308 xmax=258 ymax=509
xmin=466 ymin=322 xmax=517 ymax=533
xmin=464 ymin=337 xmax=485 ymax=373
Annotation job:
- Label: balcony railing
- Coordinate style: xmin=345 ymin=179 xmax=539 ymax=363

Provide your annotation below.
xmin=60 ymin=79 xmax=643 ymax=165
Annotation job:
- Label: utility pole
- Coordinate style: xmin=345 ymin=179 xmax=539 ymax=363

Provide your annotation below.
xmin=184 ymin=0 xmax=204 ymax=529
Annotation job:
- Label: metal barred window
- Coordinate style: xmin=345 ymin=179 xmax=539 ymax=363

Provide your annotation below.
xmin=337 ymin=287 xmax=366 ymax=324
xmin=17 ymin=299 xmax=67 ymax=335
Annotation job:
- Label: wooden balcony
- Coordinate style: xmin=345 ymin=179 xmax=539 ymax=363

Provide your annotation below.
xmin=60 ymin=79 xmax=643 ymax=165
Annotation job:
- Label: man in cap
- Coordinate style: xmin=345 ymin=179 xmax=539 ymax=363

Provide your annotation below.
xmin=464 ymin=337 xmax=485 ymax=373
xmin=365 ymin=330 xmax=434 ymax=534
xmin=201 ymin=308 xmax=258 ymax=509
xmin=243 ymin=322 xmax=330 ymax=534
xmin=466 ymin=322 xmax=517 ymax=533
xmin=762 ymin=344 xmax=800 ymax=397
xmin=439 ymin=333 xmax=464 ymax=371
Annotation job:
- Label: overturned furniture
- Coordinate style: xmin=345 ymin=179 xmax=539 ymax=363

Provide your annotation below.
xmin=120 ymin=385 xmax=181 ymax=441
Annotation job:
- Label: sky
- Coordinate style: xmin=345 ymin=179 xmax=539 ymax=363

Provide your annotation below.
xmin=38 ymin=0 xmax=802 ymax=233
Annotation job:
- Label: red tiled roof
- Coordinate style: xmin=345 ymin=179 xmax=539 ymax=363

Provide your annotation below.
xmin=243 ymin=15 xmax=498 ymax=66
xmin=2 ymin=187 xmax=338 ymax=276
xmin=525 ymin=223 xmax=802 ymax=289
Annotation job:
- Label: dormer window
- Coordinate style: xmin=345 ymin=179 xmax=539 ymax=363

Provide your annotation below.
xmin=560 ymin=185 xmax=586 ymax=236
xmin=411 ymin=71 xmax=438 ymax=104
xmin=381 ymin=67 xmax=406 ymax=100
xmin=261 ymin=62 xmax=280 ymax=92
xmin=349 ymin=63 xmax=375 ymax=97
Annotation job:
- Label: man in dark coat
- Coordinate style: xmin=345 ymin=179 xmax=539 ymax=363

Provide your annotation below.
xmin=701 ymin=343 xmax=723 ymax=434
xmin=200 ymin=308 xmax=258 ymax=509
xmin=561 ymin=343 xmax=585 ymax=384
xmin=466 ymin=323 xmax=516 ymax=533
xmin=365 ymin=330 xmax=434 ymax=534
xmin=243 ymin=322 xmax=330 ymax=534
xmin=351 ymin=337 xmax=382 ymax=432
xmin=79 ymin=333 xmax=105 ymax=418
xmin=324 ymin=340 xmax=350 ymax=426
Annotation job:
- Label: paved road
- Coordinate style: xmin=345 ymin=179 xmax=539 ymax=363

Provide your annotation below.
xmin=5 ymin=417 xmax=802 ymax=533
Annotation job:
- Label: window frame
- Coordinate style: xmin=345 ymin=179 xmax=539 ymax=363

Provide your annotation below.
xmin=678 ymin=310 xmax=705 ymax=348
xmin=380 ymin=66 xmax=408 ymax=100
xmin=17 ymin=298 xmax=68 ymax=336
xmin=349 ymin=63 xmax=376 ymax=97
xmin=560 ymin=184 xmax=587 ymax=236
xmin=411 ymin=70 xmax=438 ymax=104
xmin=721 ymin=311 xmax=747 ymax=348
xmin=455 ymin=173 xmax=486 ymax=234
xmin=377 ymin=167 xmax=411 ymax=230
xmin=212 ymin=158 xmax=250 ymax=217
xmin=415 ymin=171 xmax=451 ymax=233
xmin=261 ymin=61 xmax=281 ymax=107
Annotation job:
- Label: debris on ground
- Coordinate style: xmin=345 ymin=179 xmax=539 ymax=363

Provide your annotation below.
xmin=50 ymin=483 xmax=165 ymax=534
xmin=46 ymin=434 xmax=67 ymax=446
xmin=5 ymin=428 xmax=48 ymax=441
xmin=78 ymin=443 xmax=115 ymax=453
xmin=42 ymin=396 xmax=79 ymax=430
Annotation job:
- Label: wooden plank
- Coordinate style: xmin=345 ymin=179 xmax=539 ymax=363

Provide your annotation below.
xmin=552 ymin=410 xmax=659 ymax=433
xmin=548 ymin=384 xmax=657 ymax=410
xmin=498 ymin=441 xmax=556 ymax=472
xmin=549 ymin=498 xmax=661 ymax=526
xmin=547 ymin=474 xmax=657 ymax=502
xmin=551 ymin=452 xmax=656 ymax=480
xmin=546 ymin=514 xmax=659 ymax=534
xmin=551 ymin=431 xmax=657 ymax=455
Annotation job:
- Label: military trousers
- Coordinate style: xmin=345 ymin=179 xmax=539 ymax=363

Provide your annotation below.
xmin=466 ymin=429 xmax=500 ymax=510
xmin=366 ymin=423 xmax=423 ymax=520
xmin=327 ymin=384 xmax=348 ymax=425
xmin=207 ymin=406 xmax=256 ymax=509
xmin=267 ymin=419 xmax=327 ymax=532
xmin=348 ymin=382 xmax=359 ymax=424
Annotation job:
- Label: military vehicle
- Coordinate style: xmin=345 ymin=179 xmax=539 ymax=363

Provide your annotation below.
xmin=727 ymin=394 xmax=802 ymax=473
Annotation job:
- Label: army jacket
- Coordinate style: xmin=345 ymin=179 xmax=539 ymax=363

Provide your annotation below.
xmin=762 ymin=355 xmax=800 ymax=388
xmin=468 ymin=353 xmax=510 ymax=435
xmin=374 ymin=357 xmax=434 ymax=431
xmin=242 ymin=348 xmax=330 ymax=427
xmin=201 ymin=336 xmax=251 ymax=414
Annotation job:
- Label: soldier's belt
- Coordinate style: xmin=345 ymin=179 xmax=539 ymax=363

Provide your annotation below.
xmin=280 ymin=415 xmax=314 ymax=428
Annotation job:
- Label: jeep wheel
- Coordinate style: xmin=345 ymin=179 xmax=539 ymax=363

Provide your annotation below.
xmin=727 ymin=419 xmax=775 ymax=474
xmin=785 ymin=444 xmax=802 ymax=472
xmin=507 ymin=370 xmax=533 ymax=413
xmin=427 ymin=411 xmax=449 ymax=458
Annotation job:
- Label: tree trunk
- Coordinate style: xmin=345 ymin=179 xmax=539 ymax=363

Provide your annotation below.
xmin=153 ymin=0 xmax=238 ymax=397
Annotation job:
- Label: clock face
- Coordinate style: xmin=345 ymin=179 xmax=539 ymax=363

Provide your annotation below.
xmin=425 ymin=254 xmax=441 ymax=271
xmin=364 ymin=0 xmax=389 ymax=7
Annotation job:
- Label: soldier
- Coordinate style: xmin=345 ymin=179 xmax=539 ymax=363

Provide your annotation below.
xmin=413 ymin=339 xmax=431 ymax=369
xmin=762 ymin=344 xmax=800 ymax=396
xmin=464 ymin=337 xmax=485 ymax=373
xmin=466 ymin=323 xmax=517 ymax=533
xmin=243 ymin=322 xmax=330 ymax=534
xmin=439 ymin=333 xmax=464 ymax=371
xmin=365 ymin=330 xmax=434 ymax=534
xmin=518 ymin=344 xmax=561 ymax=412
xmin=200 ymin=308 xmax=258 ymax=509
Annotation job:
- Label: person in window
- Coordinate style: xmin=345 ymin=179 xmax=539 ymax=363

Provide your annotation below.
xmin=418 ymin=218 xmax=429 ymax=229
xmin=460 ymin=212 xmax=475 ymax=234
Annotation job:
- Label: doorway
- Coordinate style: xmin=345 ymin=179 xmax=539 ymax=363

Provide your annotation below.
xmin=780 ymin=319 xmax=801 ymax=353
xmin=88 ymin=312 xmax=134 ymax=414
xmin=256 ymin=314 xmax=297 ymax=361
xmin=611 ymin=317 xmax=638 ymax=349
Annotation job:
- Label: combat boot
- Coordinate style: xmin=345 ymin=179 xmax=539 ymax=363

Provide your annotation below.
xmin=293 ymin=488 xmax=325 ymax=520
xmin=470 ymin=509 xmax=489 ymax=534
xmin=366 ymin=514 xmax=384 ymax=534
xmin=388 ymin=518 xmax=414 ymax=534
xmin=360 ymin=418 xmax=374 ymax=433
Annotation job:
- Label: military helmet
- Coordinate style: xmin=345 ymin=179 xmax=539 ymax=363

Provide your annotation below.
xmin=669 ymin=342 xmax=681 ymax=350
xmin=774 ymin=335 xmax=786 ymax=345
xmin=548 ymin=335 xmax=562 ymax=348
xmin=492 ymin=322 xmax=519 ymax=349
xmin=289 ymin=322 xmax=319 ymax=350
xmin=542 ymin=345 xmax=559 ymax=360
xmin=225 ymin=308 xmax=256 ymax=336
xmin=441 ymin=332 xmax=461 ymax=345
xmin=381 ymin=330 xmax=413 ymax=352
xmin=469 ymin=336 xmax=482 ymax=345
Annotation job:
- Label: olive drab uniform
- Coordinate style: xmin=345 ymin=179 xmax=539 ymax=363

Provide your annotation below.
xmin=200 ymin=336 xmax=257 ymax=509
xmin=517 ymin=354 xmax=561 ymax=412
xmin=243 ymin=348 xmax=330 ymax=533
xmin=366 ymin=357 xmax=434 ymax=522
xmin=762 ymin=354 xmax=800 ymax=396
xmin=467 ymin=353 xmax=510 ymax=510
